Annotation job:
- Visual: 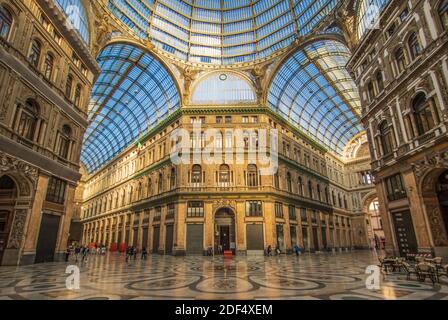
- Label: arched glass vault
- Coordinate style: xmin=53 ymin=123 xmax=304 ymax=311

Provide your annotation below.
xmin=107 ymin=0 xmax=339 ymax=65
xmin=268 ymin=39 xmax=362 ymax=155
xmin=81 ymin=43 xmax=180 ymax=174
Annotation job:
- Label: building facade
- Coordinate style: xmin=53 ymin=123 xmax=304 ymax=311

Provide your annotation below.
xmin=0 ymin=0 xmax=99 ymax=265
xmin=349 ymin=0 xmax=448 ymax=258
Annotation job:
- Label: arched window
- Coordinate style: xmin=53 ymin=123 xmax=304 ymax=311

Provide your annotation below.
xmin=367 ymin=81 xmax=375 ymax=101
xmin=16 ymin=99 xmax=39 ymax=141
xmin=170 ymin=168 xmax=176 ymax=189
xmin=439 ymin=0 xmax=448 ymax=30
xmin=58 ymin=125 xmax=72 ymax=159
xmin=158 ymin=173 xmax=163 ymax=194
xmin=286 ymin=172 xmax=292 ymax=192
xmin=191 ymin=165 xmax=202 ymax=184
xmin=379 ymin=121 xmax=395 ymax=155
xmin=297 ymin=177 xmax=303 ymax=196
xmin=308 ymin=180 xmax=314 ymax=199
xmin=376 ymin=71 xmax=384 ymax=92
xmin=413 ymin=93 xmax=436 ymax=135
xmin=219 ymin=164 xmax=230 ymax=186
xmin=43 ymin=53 xmax=54 ymax=79
xmin=325 ymin=187 xmax=329 ymax=203
xmin=65 ymin=75 xmax=73 ymax=99
xmin=274 ymin=172 xmax=280 ymax=189
xmin=247 ymin=164 xmax=259 ymax=187
xmin=147 ymin=177 xmax=152 ymax=197
xmin=408 ymin=32 xmax=421 ymax=60
xmin=74 ymin=84 xmax=82 ymax=107
xmin=0 ymin=5 xmax=13 ymax=40
xmin=332 ymin=191 xmax=336 ymax=205
xmin=395 ymin=48 xmax=406 ymax=73
xmin=338 ymin=193 xmax=342 ymax=207
xmin=317 ymin=184 xmax=321 ymax=201
xmin=28 ymin=39 xmax=41 ymax=68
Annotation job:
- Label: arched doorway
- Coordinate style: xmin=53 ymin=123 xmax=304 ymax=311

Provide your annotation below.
xmin=214 ymin=208 xmax=236 ymax=254
xmin=0 ymin=175 xmax=17 ymax=265
xmin=366 ymin=198 xmax=386 ymax=250
xmin=437 ymin=170 xmax=448 ymax=236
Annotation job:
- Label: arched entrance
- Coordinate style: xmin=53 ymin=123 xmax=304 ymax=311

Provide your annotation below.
xmin=0 ymin=175 xmax=17 ymax=265
xmin=214 ymin=207 xmax=236 ymax=254
xmin=437 ymin=170 xmax=448 ymax=237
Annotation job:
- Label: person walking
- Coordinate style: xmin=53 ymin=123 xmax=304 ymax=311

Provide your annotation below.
xmin=74 ymin=246 xmax=81 ymax=262
xmin=141 ymin=247 xmax=148 ymax=260
xmin=266 ymin=245 xmax=272 ymax=256
xmin=65 ymin=247 xmax=71 ymax=262
xmin=133 ymin=246 xmax=138 ymax=260
xmin=125 ymin=246 xmax=131 ymax=263
xmin=82 ymin=246 xmax=89 ymax=263
xmin=293 ymin=244 xmax=301 ymax=257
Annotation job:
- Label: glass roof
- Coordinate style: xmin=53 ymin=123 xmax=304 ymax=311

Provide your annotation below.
xmin=268 ymin=39 xmax=362 ymax=155
xmin=107 ymin=0 xmax=339 ymax=65
xmin=55 ymin=0 xmax=90 ymax=45
xmin=357 ymin=0 xmax=390 ymax=39
xmin=191 ymin=73 xmax=257 ymax=104
xmin=81 ymin=43 xmax=180 ymax=174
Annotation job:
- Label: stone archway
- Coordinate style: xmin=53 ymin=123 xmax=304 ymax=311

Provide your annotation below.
xmin=214 ymin=207 xmax=236 ymax=255
xmin=0 ymin=173 xmax=33 ymax=265
xmin=420 ymin=168 xmax=448 ymax=258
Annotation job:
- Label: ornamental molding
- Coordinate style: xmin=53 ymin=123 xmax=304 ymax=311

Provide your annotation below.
xmin=412 ymin=151 xmax=448 ymax=179
xmin=0 ymin=152 xmax=38 ymax=196
xmin=212 ymin=200 xmax=237 ymax=214
xmin=7 ymin=209 xmax=28 ymax=249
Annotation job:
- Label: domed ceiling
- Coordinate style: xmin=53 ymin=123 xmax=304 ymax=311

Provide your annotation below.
xmin=107 ymin=0 xmax=339 ymax=65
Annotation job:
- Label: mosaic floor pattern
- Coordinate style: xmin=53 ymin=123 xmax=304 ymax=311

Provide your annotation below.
xmin=0 ymin=251 xmax=447 ymax=300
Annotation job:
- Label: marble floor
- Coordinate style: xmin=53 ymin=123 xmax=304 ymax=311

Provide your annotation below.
xmin=0 ymin=251 xmax=447 ymax=300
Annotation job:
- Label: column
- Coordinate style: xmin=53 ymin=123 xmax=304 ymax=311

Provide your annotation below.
xmin=204 ymin=202 xmax=213 ymax=253
xmin=55 ymin=185 xmax=76 ymax=260
xmin=236 ymin=201 xmax=245 ymax=253
xmin=264 ymin=202 xmax=276 ymax=248
xmin=283 ymin=204 xmax=291 ymax=253
xmin=173 ymin=202 xmax=186 ymax=255
xmin=137 ymin=211 xmax=143 ymax=249
xmin=402 ymin=170 xmax=433 ymax=252
xmin=128 ymin=213 xmax=135 ymax=246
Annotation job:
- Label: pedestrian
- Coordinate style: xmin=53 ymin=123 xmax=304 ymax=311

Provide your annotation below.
xmin=126 ymin=246 xmax=132 ymax=262
xmin=267 ymin=245 xmax=272 ymax=256
xmin=65 ymin=247 xmax=71 ymax=262
xmin=293 ymin=244 xmax=300 ymax=257
xmin=133 ymin=246 xmax=138 ymax=260
xmin=141 ymin=247 xmax=148 ymax=260
xmin=82 ymin=246 xmax=89 ymax=263
xmin=74 ymin=246 xmax=81 ymax=262
xmin=275 ymin=245 xmax=281 ymax=255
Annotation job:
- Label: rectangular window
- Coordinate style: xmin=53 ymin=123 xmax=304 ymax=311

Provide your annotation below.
xmin=216 ymin=116 xmax=223 ymax=124
xmin=187 ymin=201 xmax=204 ymax=217
xmin=246 ymin=201 xmax=262 ymax=217
xmin=45 ymin=177 xmax=67 ymax=204
xmin=225 ymin=116 xmax=232 ymax=124
xmin=300 ymin=208 xmax=307 ymax=222
xmin=275 ymin=202 xmax=283 ymax=219
xmin=385 ymin=173 xmax=407 ymax=201
xmin=154 ymin=206 xmax=162 ymax=222
xmin=166 ymin=203 xmax=175 ymax=220
xmin=288 ymin=205 xmax=296 ymax=221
